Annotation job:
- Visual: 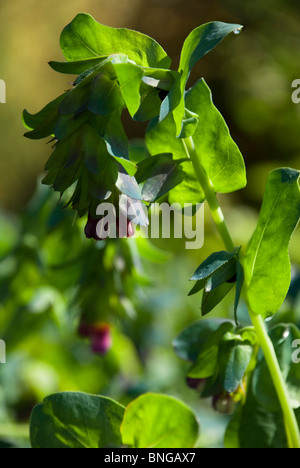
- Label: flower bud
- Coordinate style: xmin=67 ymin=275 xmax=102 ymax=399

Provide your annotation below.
xmin=90 ymin=324 xmax=112 ymax=355
xmin=212 ymin=393 xmax=235 ymax=415
xmin=186 ymin=377 xmax=207 ymax=392
xmin=84 ymin=213 xmax=108 ymax=241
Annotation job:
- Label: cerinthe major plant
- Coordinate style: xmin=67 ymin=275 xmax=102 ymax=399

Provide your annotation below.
xmin=23 ymin=13 xmax=300 ymax=448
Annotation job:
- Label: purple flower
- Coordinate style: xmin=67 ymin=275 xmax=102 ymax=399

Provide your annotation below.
xmin=90 ymin=324 xmax=112 ymax=355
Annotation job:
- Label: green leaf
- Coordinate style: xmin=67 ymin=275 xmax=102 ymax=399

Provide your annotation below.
xmin=54 ymin=113 xmax=87 ymax=140
xmin=173 ymin=319 xmax=222 ymax=361
xmin=23 ymin=94 xmax=66 ymax=130
xmin=185 ymin=79 xmax=246 ymax=193
xmin=30 ymin=392 xmax=125 ymax=448
xmin=218 ymin=335 xmax=253 ymax=393
xmin=112 ymin=61 xmax=143 ymax=117
xmin=234 ymin=261 xmax=244 ymax=325
xmin=239 ymin=386 xmax=288 ymax=448
xmin=103 ymin=111 xmax=137 ymax=177
xmin=202 ymin=282 xmax=235 ymax=316
xmin=82 ymin=125 xmax=110 ymax=174
xmin=121 ymin=393 xmax=199 ymax=448
xmin=189 ymin=252 xmax=238 ymax=312
xmin=60 ymin=13 xmax=171 ymax=68
xmin=45 ymin=134 xmax=81 ymax=172
xmin=243 ymin=168 xmax=300 ymax=318
xmin=188 ymin=322 xmax=234 ymax=378
xmin=141 ymin=157 xmax=184 ymax=202
xmin=204 ymin=257 xmax=237 ymax=292
xmin=224 ymin=406 xmax=242 ymax=449
xmin=146 ymin=114 xmax=204 ymax=205
xmin=49 ymin=57 xmax=107 ymax=74
xmin=88 ymin=73 xmax=124 ymax=116
xmin=59 ymin=75 xmax=93 ymax=115
xmin=134 ymin=86 xmax=162 ymax=122
xmin=191 ymin=251 xmax=237 ymax=282
xmin=252 ymin=324 xmax=300 ymax=411
xmin=171 ymin=22 xmax=242 ymax=134
xmin=116 ymin=172 xmax=142 ymax=200
xmin=142 ymin=68 xmax=179 ymax=91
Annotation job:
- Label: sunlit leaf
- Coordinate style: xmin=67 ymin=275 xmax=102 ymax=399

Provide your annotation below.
xmin=121 ymin=393 xmax=199 ymax=448
xmin=243 ymin=168 xmax=300 ymax=318
xmin=60 ymin=13 xmax=171 ymax=68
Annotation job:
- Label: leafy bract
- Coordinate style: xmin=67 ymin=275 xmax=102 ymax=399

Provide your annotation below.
xmin=60 ymin=13 xmax=171 ymax=69
xmin=23 ymin=94 xmax=66 ymax=131
xmin=218 ymin=335 xmax=253 ymax=393
xmin=173 ymin=319 xmax=223 ymax=362
xmin=243 ymin=168 xmax=300 ymax=318
xmin=121 ymin=393 xmax=199 ymax=448
xmin=30 ymin=392 xmax=125 ymax=448
xmin=187 ymin=322 xmax=234 ymax=379
xmin=189 ymin=250 xmax=242 ymax=316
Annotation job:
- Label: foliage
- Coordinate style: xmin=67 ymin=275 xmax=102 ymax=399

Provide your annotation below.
xmin=14 ymin=12 xmax=300 ymax=448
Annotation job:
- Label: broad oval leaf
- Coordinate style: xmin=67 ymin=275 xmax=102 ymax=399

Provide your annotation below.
xmin=30 ymin=392 xmax=125 ymax=448
xmin=185 ymin=79 xmax=246 ymax=194
xmin=243 ymin=168 xmax=300 ymax=318
xmin=121 ymin=393 xmax=200 ymax=448
xmin=60 ymin=13 xmax=171 ymax=69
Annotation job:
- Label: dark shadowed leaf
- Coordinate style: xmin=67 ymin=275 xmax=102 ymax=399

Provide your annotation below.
xmin=173 ymin=319 xmax=222 ymax=361
xmin=188 ymin=322 xmax=234 ymax=378
xmin=30 ymin=392 xmax=125 ymax=448
xmin=218 ymin=335 xmax=253 ymax=393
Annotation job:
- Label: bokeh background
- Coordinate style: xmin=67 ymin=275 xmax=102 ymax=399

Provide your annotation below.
xmin=0 ymin=0 xmax=300 ymax=448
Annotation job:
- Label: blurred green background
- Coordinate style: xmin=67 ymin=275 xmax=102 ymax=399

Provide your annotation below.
xmin=0 ymin=0 xmax=300 ymax=448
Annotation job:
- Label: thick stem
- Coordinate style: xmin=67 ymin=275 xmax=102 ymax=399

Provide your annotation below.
xmin=184 ymin=135 xmax=300 ymax=449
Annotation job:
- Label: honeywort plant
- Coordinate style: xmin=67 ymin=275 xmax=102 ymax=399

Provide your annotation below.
xmin=23 ymin=14 xmax=300 ymax=448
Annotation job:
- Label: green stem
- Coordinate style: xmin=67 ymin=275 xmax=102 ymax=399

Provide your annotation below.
xmin=182 ymin=138 xmax=234 ymax=252
xmin=184 ymin=135 xmax=300 ymax=449
xmin=249 ymin=311 xmax=300 ymax=448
